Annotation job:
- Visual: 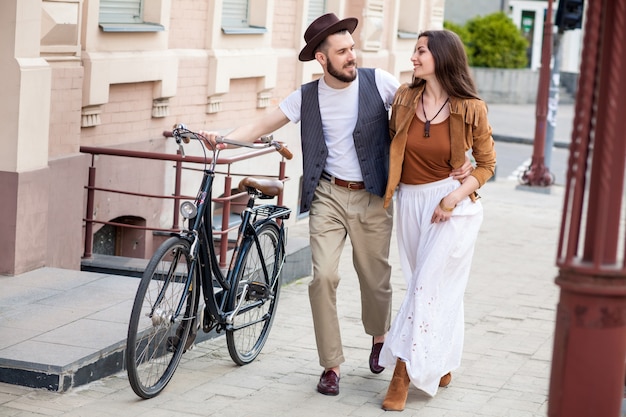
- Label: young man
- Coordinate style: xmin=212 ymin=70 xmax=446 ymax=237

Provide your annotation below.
xmin=202 ymin=13 xmax=396 ymax=395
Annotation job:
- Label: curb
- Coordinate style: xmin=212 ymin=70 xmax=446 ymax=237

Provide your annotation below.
xmin=493 ymin=134 xmax=570 ymax=149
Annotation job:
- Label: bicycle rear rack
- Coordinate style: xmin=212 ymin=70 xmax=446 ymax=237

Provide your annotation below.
xmin=252 ymin=205 xmax=291 ymax=221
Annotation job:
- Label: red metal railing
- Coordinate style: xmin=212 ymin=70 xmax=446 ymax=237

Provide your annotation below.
xmin=80 ymin=139 xmax=288 ymax=268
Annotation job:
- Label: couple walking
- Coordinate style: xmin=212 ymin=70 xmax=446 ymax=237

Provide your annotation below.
xmin=202 ymin=12 xmax=496 ymax=411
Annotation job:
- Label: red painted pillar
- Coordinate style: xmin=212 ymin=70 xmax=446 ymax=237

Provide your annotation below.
xmin=549 ymin=1 xmax=626 ymax=416
xmin=521 ymin=0 xmax=555 ymax=186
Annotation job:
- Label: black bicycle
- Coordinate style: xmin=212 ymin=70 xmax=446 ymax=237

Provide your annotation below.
xmin=125 ymin=124 xmax=292 ymax=399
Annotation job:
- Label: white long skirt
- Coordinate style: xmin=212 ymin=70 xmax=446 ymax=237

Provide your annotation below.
xmin=379 ymin=177 xmax=483 ymax=397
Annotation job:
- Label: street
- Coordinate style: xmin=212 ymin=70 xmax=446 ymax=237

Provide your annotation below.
xmin=494 ymin=141 xmax=569 ymax=186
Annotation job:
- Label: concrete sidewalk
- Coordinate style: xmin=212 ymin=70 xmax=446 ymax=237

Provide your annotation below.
xmin=2 ymin=101 xmax=624 ymax=415
xmin=0 ymin=178 xmax=567 ymax=416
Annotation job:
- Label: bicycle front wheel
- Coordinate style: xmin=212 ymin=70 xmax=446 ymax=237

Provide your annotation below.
xmin=226 ymin=222 xmax=284 ymax=365
xmin=126 ymin=237 xmax=197 ymax=399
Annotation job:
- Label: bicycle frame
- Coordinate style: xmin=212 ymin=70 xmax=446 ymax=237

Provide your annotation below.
xmin=174 ymin=148 xmax=289 ymax=334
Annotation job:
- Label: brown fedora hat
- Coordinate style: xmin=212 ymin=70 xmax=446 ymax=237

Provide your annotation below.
xmin=298 ymin=13 xmax=358 ymax=62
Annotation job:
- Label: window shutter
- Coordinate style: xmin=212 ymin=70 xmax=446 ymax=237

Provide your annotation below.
xmin=222 ymin=0 xmax=249 ymax=28
xmin=307 ymin=0 xmax=326 ymax=24
xmin=99 ymin=0 xmax=142 ymax=24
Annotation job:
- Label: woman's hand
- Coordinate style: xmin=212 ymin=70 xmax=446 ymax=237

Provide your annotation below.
xmin=431 ymin=196 xmax=457 ymax=224
xmin=450 ymin=155 xmax=474 ymax=181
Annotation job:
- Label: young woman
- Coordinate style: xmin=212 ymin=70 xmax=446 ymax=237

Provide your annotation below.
xmin=378 ymin=29 xmax=496 ymax=411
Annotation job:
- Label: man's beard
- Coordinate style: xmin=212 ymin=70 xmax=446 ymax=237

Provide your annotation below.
xmin=327 ymin=59 xmax=357 ymax=83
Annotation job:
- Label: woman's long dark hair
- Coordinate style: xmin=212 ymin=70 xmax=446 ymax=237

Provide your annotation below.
xmin=411 ymin=30 xmax=480 ymax=100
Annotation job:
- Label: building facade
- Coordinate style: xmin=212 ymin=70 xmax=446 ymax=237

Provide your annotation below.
xmin=0 ymin=0 xmax=448 ymax=276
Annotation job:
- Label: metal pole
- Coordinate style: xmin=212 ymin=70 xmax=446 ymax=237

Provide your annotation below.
xmin=545 ymin=30 xmax=563 ymax=172
xmin=83 ymin=164 xmax=96 ymax=259
xmin=219 ymin=175 xmax=233 ymax=269
xmin=172 ymin=151 xmax=182 ymax=229
xmin=520 ymin=0 xmax=555 ymax=186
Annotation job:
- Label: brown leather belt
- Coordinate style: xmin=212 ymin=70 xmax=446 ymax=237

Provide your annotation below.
xmin=321 ymin=171 xmax=366 ymax=190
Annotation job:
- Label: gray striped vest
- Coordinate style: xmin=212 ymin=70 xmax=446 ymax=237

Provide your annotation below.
xmin=299 ymin=68 xmax=391 ymax=213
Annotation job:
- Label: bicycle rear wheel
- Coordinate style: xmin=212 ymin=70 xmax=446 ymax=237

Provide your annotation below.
xmin=226 ymin=222 xmax=284 ymax=365
xmin=126 ymin=237 xmax=197 ymax=399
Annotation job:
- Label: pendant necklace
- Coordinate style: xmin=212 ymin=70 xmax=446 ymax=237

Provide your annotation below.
xmin=422 ymin=94 xmax=449 ymax=137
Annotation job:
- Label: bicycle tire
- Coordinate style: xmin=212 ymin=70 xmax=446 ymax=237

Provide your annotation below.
xmin=126 ymin=236 xmax=198 ymax=399
xmin=226 ymin=222 xmax=284 ymax=365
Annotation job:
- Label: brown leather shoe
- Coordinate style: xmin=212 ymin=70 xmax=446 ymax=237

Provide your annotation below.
xmin=439 ymin=372 xmax=452 ymax=387
xmin=369 ymin=340 xmax=385 ymax=374
xmin=317 ymin=370 xmax=340 ymax=396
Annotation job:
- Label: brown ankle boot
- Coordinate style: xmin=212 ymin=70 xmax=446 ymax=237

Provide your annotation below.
xmin=439 ymin=372 xmax=452 ymax=387
xmin=382 ymin=359 xmax=410 ymax=411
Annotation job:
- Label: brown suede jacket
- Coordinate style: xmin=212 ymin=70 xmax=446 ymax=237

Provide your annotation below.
xmin=383 ymin=83 xmax=497 ymax=208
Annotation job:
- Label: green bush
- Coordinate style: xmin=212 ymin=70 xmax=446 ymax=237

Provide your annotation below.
xmin=443 ymin=21 xmax=470 ymax=45
xmin=445 ymin=12 xmax=528 ymax=69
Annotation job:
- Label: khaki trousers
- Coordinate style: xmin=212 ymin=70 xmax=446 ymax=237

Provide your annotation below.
xmin=308 ymin=180 xmax=393 ymax=369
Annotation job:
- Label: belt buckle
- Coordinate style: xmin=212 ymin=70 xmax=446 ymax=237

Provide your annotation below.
xmin=347 ymin=181 xmax=359 ymax=190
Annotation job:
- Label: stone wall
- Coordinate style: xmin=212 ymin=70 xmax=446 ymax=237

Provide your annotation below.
xmin=472 ymin=67 xmax=540 ymax=104
xmin=472 ymin=67 xmax=579 ymax=104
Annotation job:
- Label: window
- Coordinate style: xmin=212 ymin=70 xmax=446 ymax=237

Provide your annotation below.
xmin=397 ymin=30 xmax=418 ymax=39
xmin=99 ymin=0 xmax=164 ymax=32
xmin=397 ymin=0 xmax=444 ymax=38
xmin=222 ymin=0 xmax=267 ymax=34
xmin=222 ymin=0 xmax=248 ymax=28
xmin=99 ymin=0 xmax=141 ymax=24
xmin=397 ymin=0 xmax=419 ymax=38
xmin=307 ymin=0 xmax=326 ymax=24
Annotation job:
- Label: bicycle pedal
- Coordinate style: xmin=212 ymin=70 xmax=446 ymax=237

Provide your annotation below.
xmin=202 ymin=310 xmax=217 ymax=333
xmin=166 ymin=335 xmax=179 ymax=353
xmin=247 ymin=281 xmax=269 ymax=300
xmin=167 ymin=319 xmax=198 ymax=353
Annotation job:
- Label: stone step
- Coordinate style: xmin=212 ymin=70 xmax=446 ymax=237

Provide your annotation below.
xmin=0 ymin=237 xmax=310 ymax=392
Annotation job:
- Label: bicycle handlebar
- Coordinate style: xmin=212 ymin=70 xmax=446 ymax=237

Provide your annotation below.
xmin=168 ymin=124 xmax=293 ymax=160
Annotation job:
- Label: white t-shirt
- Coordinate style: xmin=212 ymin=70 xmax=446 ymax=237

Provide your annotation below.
xmin=279 ymin=68 xmax=399 ymax=181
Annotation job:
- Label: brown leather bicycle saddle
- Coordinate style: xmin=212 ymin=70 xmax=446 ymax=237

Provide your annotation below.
xmin=238 ymin=177 xmax=284 ymax=197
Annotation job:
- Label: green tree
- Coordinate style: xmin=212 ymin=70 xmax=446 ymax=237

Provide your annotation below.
xmin=445 ymin=12 xmax=528 ymax=69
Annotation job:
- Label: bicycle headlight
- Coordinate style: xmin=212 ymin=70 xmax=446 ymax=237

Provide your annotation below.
xmin=180 ymin=201 xmax=197 ymax=219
